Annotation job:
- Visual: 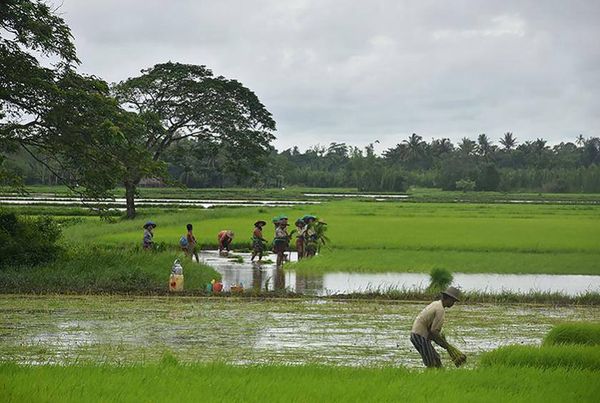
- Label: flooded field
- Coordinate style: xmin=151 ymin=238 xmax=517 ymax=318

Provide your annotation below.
xmin=0 ymin=195 xmax=320 ymax=209
xmin=200 ymin=251 xmax=600 ymax=296
xmin=1 ymin=295 xmax=598 ymax=368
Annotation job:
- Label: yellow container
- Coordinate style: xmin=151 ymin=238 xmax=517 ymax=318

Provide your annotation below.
xmin=169 ymin=274 xmax=184 ymax=292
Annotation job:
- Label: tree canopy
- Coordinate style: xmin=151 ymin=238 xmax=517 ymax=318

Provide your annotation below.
xmin=112 ymin=62 xmax=277 ymax=216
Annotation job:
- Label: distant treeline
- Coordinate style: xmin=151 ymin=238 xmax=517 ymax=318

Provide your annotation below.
xmin=5 ymin=133 xmax=600 ymax=193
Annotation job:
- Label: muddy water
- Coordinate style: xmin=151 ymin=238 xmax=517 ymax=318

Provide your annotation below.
xmin=1 ymin=295 xmax=598 ymax=368
xmin=199 ymin=251 xmax=600 ymax=296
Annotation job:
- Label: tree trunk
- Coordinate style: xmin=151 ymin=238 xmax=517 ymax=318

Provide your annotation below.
xmin=124 ymin=181 xmax=137 ymax=219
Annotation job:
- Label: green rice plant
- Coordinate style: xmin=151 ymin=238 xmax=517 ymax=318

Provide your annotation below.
xmin=427 ymin=267 xmax=453 ymax=293
xmin=543 ymin=323 xmax=600 ymax=346
xmin=228 ymin=255 xmax=244 ymax=264
xmin=1 ymin=363 xmax=599 ymax=402
xmin=479 ymin=345 xmax=600 ymax=371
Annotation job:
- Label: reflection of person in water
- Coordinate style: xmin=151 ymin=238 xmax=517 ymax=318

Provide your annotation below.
xmin=274 ymin=267 xmax=285 ymax=291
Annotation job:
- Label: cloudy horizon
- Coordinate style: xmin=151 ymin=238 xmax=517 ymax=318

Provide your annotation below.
xmin=57 ymin=0 xmax=599 ymax=153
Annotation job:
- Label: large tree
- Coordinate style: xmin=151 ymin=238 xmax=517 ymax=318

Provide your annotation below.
xmin=1 ymin=0 xmax=78 ymax=185
xmin=1 ymin=2 xmax=160 ymax=211
xmin=113 ymin=62 xmax=276 ymax=217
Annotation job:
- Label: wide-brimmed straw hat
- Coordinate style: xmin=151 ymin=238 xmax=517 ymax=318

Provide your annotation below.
xmin=441 ymin=286 xmax=461 ymax=301
xmin=143 ymin=221 xmax=156 ymax=229
xmin=254 ymin=220 xmax=267 ymax=227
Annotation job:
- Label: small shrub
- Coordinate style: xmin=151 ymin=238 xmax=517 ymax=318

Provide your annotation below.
xmin=427 ymin=267 xmax=453 ymax=293
xmin=159 ymin=351 xmax=179 ymax=366
xmin=543 ymin=323 xmax=600 ymax=346
xmin=455 ymin=179 xmax=475 ymax=192
xmin=0 ymin=211 xmax=62 ymax=268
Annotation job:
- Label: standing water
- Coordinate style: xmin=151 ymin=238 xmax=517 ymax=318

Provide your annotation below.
xmin=198 ymin=251 xmax=600 ymax=296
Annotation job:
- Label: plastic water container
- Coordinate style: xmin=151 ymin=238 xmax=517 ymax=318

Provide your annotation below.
xmin=169 ymin=259 xmax=184 ymax=292
xmin=171 ymin=259 xmax=183 ymax=275
xmin=169 ymin=274 xmax=184 ymax=292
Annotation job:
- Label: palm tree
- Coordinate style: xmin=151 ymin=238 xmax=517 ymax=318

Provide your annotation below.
xmin=457 ymin=137 xmax=476 ymax=156
xmin=477 ymin=133 xmax=492 ymax=156
xmin=401 ymin=133 xmax=426 ymax=165
xmin=431 ymin=138 xmax=453 ymax=156
xmin=499 ymin=132 xmax=517 ymax=150
xmin=576 ymin=134 xmax=585 ymax=147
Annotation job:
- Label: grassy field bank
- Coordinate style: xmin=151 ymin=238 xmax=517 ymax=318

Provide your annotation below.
xmin=0 ymin=247 xmax=219 ymax=294
xmin=2 ymin=192 xmax=600 ymax=294
xmin=1 ymin=363 xmax=598 ymax=402
xmin=56 ymin=201 xmax=600 ymax=275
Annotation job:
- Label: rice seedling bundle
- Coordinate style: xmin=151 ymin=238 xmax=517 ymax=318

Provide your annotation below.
xmin=440 ymin=333 xmax=466 ymax=367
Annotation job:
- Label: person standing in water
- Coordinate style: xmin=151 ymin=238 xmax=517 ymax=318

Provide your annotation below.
xmin=184 ymin=223 xmax=199 ymax=262
xmin=273 ymin=221 xmax=290 ymax=268
xmin=251 ymin=220 xmax=267 ymax=262
xmin=410 ymin=286 xmax=462 ymax=368
xmin=294 ymin=219 xmax=306 ymax=260
xmin=142 ymin=221 xmax=156 ymax=250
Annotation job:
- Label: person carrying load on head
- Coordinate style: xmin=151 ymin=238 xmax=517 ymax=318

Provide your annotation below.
xmin=142 ymin=221 xmax=156 ymax=250
xmin=217 ymin=230 xmax=234 ymax=254
xmin=410 ymin=286 xmax=465 ymax=368
xmin=251 ymin=220 xmax=267 ymax=262
xmin=273 ymin=221 xmax=290 ymax=268
xmin=180 ymin=223 xmax=199 ymax=262
xmin=294 ymin=219 xmax=306 ymax=260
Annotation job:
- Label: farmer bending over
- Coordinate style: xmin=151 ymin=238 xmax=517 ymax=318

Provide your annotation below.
xmin=218 ymin=230 xmax=234 ymax=255
xmin=410 ymin=286 xmax=461 ymax=368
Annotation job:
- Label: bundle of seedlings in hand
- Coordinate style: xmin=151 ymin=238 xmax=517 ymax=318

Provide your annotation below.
xmin=440 ymin=333 xmax=467 ymax=367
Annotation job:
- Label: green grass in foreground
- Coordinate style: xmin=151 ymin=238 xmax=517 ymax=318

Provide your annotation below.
xmin=1 ymin=363 xmax=598 ymax=403
xmin=479 ymin=344 xmax=600 ymax=371
xmin=543 ymin=323 xmax=600 ymax=346
xmin=0 ymin=247 xmax=219 ymax=293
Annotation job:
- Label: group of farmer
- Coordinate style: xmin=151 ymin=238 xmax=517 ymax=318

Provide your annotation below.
xmin=141 ymin=214 xmax=323 ymax=267
xmin=142 ymin=219 xmax=464 ymax=369
xmin=250 ymin=214 xmax=321 ymax=267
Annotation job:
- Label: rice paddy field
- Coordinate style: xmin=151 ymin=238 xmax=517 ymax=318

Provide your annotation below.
xmin=49 ymin=198 xmax=600 ymax=275
xmin=1 ymin=187 xmax=600 ymax=401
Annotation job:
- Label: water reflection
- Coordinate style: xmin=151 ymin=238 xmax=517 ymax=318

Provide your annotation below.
xmin=197 ymin=251 xmax=600 ymax=296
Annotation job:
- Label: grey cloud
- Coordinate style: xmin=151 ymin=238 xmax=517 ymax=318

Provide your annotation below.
xmin=57 ymin=0 xmax=600 ymax=151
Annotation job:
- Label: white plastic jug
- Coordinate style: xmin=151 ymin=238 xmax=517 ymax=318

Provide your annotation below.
xmin=171 ymin=259 xmax=183 ymax=275
xmin=169 ymin=259 xmax=184 ymax=292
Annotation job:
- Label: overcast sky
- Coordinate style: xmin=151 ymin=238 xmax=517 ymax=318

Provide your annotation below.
xmin=57 ymin=0 xmax=599 ymax=152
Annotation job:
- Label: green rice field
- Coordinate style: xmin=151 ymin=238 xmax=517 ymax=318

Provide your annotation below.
xmin=57 ymin=201 xmax=600 ymax=275
xmin=2 ymin=363 xmax=598 ymax=403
